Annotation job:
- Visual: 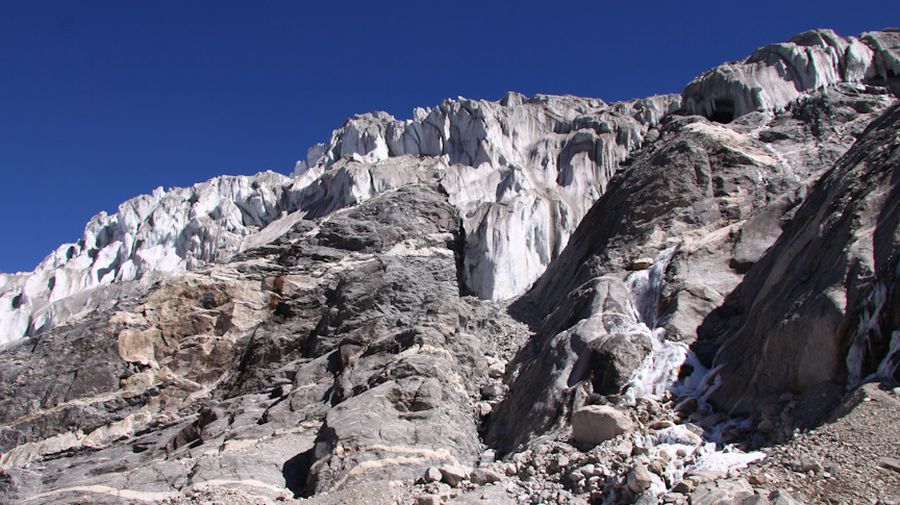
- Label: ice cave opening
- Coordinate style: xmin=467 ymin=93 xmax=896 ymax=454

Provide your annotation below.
xmin=711 ymin=97 xmax=736 ymax=123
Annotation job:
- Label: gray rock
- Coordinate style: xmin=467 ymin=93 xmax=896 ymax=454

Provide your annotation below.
xmin=470 ymin=468 xmax=503 ymax=485
xmin=439 ymin=465 xmax=473 ymax=487
xmin=423 ymin=466 xmax=443 ymax=483
xmin=699 ymin=103 xmax=900 ymax=422
xmin=626 ymin=462 xmax=653 ymax=494
xmin=689 ymin=479 xmax=754 ymax=505
xmin=571 ymin=405 xmax=634 ymax=444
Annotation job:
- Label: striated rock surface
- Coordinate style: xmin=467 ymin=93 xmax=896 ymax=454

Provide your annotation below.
xmin=697 ymin=103 xmax=900 ymax=421
xmin=487 ymin=81 xmax=896 ymax=452
xmin=0 ymin=182 xmax=531 ymax=503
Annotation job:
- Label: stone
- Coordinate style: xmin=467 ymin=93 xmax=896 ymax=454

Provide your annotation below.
xmin=789 ymin=456 xmax=822 ymax=474
xmin=480 ymin=383 xmax=506 ymax=401
xmin=655 ymin=425 xmax=703 ymax=446
xmin=672 ymin=480 xmax=695 ymax=494
xmin=424 ymin=466 xmax=443 ymax=483
xmin=648 ymin=458 xmax=667 ymax=476
xmin=631 ymin=258 xmax=654 ymax=270
xmin=470 ymin=468 xmax=503 ymax=485
xmin=748 ymin=473 xmax=768 ymax=485
xmin=650 ymin=420 xmax=675 ymax=430
xmin=689 ymin=479 xmax=754 ymax=505
xmin=440 ymin=465 xmax=473 ymax=487
xmin=487 ymin=362 xmax=506 ymax=379
xmin=479 ymin=449 xmax=496 ymax=465
xmin=571 ymin=405 xmax=635 ymax=444
xmin=417 ymin=495 xmax=441 ymax=505
xmin=627 ymin=463 xmax=653 ymax=494
xmin=549 ymin=455 xmax=570 ymax=473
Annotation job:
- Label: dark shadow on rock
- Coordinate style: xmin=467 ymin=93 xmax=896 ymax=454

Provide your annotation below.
xmin=283 ymin=447 xmax=316 ymax=498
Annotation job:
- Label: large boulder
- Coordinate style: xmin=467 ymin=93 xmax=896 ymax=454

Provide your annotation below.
xmin=571 ymin=405 xmax=635 ymax=444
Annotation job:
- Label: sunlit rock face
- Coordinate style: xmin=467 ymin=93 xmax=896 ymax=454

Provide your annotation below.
xmin=682 ymin=29 xmax=900 ymax=122
xmin=487 ymin=82 xmax=897 ymax=452
xmin=697 ymin=103 xmax=900 ymax=423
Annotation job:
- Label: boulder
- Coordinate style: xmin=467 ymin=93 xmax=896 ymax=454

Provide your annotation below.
xmin=571 ymin=405 xmax=634 ymax=444
xmin=440 ymin=465 xmax=473 ymax=487
xmin=626 ymin=462 xmax=653 ymax=494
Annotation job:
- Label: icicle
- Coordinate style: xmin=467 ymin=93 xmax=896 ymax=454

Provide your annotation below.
xmin=846 ymin=282 xmax=888 ymax=386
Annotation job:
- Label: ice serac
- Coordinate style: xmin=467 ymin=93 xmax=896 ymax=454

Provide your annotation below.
xmin=683 ymin=29 xmax=900 ymax=121
xmin=697 ymin=103 xmax=900 ymax=422
xmin=292 ymin=92 xmax=681 ymax=300
xmin=0 ymin=172 xmax=296 ymax=345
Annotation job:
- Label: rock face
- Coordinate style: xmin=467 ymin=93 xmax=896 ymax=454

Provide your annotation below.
xmin=487 ymin=79 xmax=895 ymax=451
xmin=0 ymin=182 xmax=531 ymax=503
xmin=697 ymin=103 xmax=900 ymax=421
xmin=1 ymin=28 xmax=900 ymax=505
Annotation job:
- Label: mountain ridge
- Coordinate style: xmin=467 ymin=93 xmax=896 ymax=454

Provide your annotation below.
xmin=1 ymin=27 xmax=899 ymax=505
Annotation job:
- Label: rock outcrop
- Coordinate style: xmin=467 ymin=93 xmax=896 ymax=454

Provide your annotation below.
xmin=697 ymin=102 xmax=900 ymax=422
xmin=0 ymin=181 xmax=531 ymax=503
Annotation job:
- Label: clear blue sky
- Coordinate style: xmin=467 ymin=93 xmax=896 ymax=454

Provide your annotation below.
xmin=1 ymin=1 xmax=896 ymax=273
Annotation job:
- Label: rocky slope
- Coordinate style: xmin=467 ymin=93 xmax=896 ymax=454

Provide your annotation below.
xmin=1 ymin=28 xmax=899 ymax=505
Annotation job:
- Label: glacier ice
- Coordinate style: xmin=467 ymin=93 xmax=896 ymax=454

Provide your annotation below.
xmin=683 ymin=29 xmax=897 ymax=120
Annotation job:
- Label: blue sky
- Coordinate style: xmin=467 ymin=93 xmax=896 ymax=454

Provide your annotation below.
xmin=1 ymin=1 xmax=897 ymax=273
